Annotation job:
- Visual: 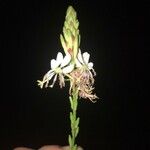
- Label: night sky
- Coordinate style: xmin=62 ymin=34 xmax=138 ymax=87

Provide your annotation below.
xmin=1 ymin=0 xmax=148 ymax=150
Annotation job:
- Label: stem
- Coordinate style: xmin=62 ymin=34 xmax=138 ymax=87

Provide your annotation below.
xmin=68 ymin=87 xmax=80 ymax=150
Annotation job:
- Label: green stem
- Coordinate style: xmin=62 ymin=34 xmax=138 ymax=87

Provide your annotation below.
xmin=68 ymin=87 xmax=80 ymax=150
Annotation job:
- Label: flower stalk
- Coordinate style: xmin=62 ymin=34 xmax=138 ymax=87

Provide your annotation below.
xmin=61 ymin=6 xmax=81 ymax=149
xmin=69 ymin=88 xmax=79 ymax=150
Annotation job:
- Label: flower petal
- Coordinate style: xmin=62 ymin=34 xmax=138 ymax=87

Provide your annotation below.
xmin=83 ymin=52 xmax=90 ymax=64
xmin=62 ymin=64 xmax=74 ymax=73
xmin=60 ymin=54 xmax=71 ymax=67
xmin=75 ymin=58 xmax=82 ymax=68
xmin=56 ymin=52 xmax=63 ymax=66
xmin=51 ymin=59 xmax=59 ymax=69
xmin=88 ymin=62 xmax=94 ymax=69
xmin=77 ymin=49 xmax=84 ymax=64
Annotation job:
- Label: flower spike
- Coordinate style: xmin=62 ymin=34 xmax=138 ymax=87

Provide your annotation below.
xmin=60 ymin=6 xmax=80 ymax=63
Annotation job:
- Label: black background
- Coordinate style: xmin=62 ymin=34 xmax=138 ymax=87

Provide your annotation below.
xmin=1 ymin=0 xmax=148 ymax=150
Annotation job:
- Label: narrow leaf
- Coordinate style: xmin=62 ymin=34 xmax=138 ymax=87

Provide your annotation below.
xmin=75 ymin=127 xmax=79 ymax=137
xmin=69 ymin=96 xmax=73 ymax=110
xmin=68 ymin=135 xmax=73 ymax=147
xmin=75 ymin=117 xmax=80 ymax=128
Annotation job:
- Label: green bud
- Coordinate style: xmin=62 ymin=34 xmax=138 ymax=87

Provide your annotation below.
xmin=60 ymin=34 xmax=67 ymax=54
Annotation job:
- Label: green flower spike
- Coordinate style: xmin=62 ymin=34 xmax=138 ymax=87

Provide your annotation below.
xmin=60 ymin=6 xmax=81 ymax=63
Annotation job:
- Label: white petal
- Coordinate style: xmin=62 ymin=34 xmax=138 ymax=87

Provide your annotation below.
xmin=88 ymin=62 xmax=94 ymax=69
xmin=77 ymin=49 xmax=84 ymax=64
xmin=62 ymin=64 xmax=74 ymax=73
xmin=51 ymin=59 xmax=59 ymax=69
xmin=56 ymin=52 xmax=63 ymax=66
xmin=60 ymin=54 xmax=71 ymax=67
xmin=75 ymin=58 xmax=82 ymax=68
xmin=83 ymin=52 xmax=90 ymax=64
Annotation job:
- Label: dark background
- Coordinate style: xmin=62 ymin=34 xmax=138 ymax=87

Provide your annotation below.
xmin=1 ymin=0 xmax=148 ymax=150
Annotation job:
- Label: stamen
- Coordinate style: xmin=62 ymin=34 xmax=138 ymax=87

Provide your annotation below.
xmin=59 ymin=74 xmax=65 ymax=88
xmin=69 ymin=68 xmax=97 ymax=101
xmin=50 ymin=74 xmax=58 ymax=88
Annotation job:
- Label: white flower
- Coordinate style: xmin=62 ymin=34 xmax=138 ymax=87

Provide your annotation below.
xmin=75 ymin=49 xmax=96 ymax=83
xmin=37 ymin=52 xmax=74 ymax=88
xmin=75 ymin=49 xmax=94 ymax=70
xmin=69 ymin=49 xmax=97 ymax=102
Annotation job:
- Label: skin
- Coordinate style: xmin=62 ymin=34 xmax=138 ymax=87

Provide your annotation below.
xmin=13 ymin=147 xmax=34 ymax=150
xmin=13 ymin=145 xmax=83 ymax=150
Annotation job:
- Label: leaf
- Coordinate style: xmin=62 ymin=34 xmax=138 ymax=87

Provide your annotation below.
xmin=75 ymin=127 xmax=79 ymax=137
xmin=74 ymin=144 xmax=77 ymax=150
xmin=69 ymin=96 xmax=73 ymax=110
xmin=68 ymin=135 xmax=73 ymax=147
xmin=78 ymin=34 xmax=81 ymax=46
xmin=75 ymin=117 xmax=80 ymax=128
xmin=70 ymin=112 xmax=74 ymax=123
